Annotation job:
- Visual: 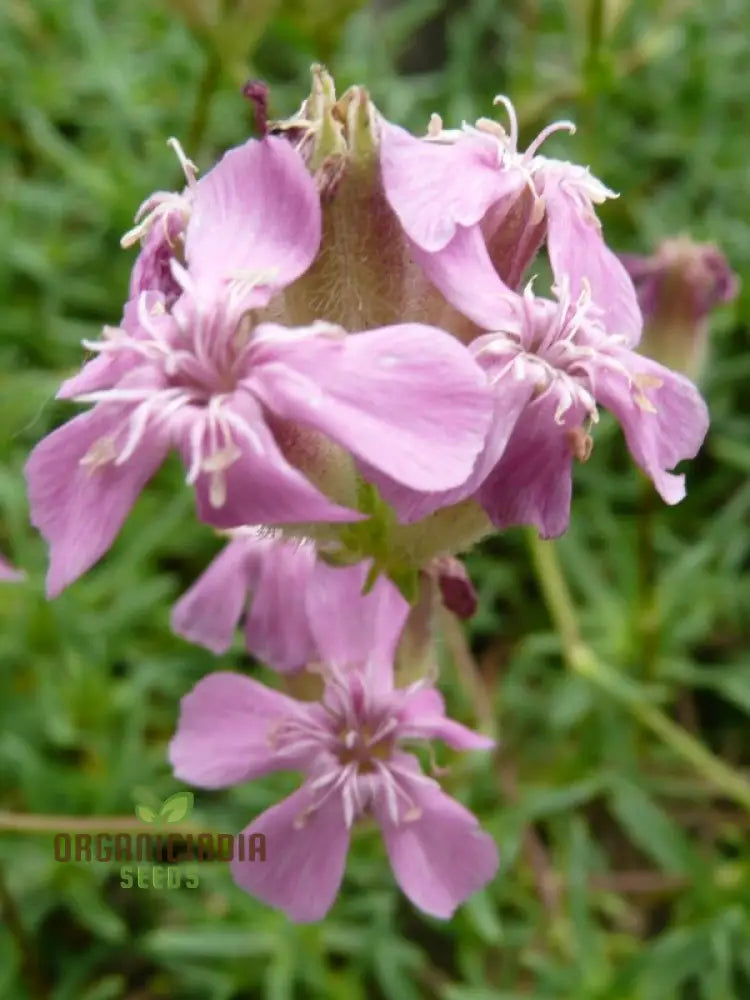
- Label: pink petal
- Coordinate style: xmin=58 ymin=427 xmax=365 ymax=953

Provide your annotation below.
xmin=244 ymin=539 xmax=319 ymax=672
xmin=170 ymin=538 xmax=256 ymax=654
xmin=595 ymin=350 xmax=709 ymax=504
xmin=399 ymin=688 xmax=495 ymax=750
xmin=230 ymin=785 xmax=350 ymax=922
xmin=129 ymin=214 xmax=184 ymax=303
xmin=305 ymin=560 xmax=409 ymax=689
xmin=58 ymin=295 xmax=171 ymax=400
xmin=365 ymin=373 xmax=533 ymax=523
xmin=250 ymin=323 xmax=493 ymax=493
xmin=379 ymin=122 xmax=521 ymax=252
xmin=478 ymin=393 xmax=579 ymax=538
xmin=25 ymin=406 xmax=169 ymax=597
xmin=186 ymin=393 xmax=361 ymax=529
xmin=410 ymin=225 xmax=518 ymax=331
xmin=169 ymin=671 xmax=304 ymax=787
xmin=0 ymin=555 xmax=24 ymax=582
xmin=58 ymin=353 xmax=134 ymax=401
xmin=482 ymin=187 xmax=548 ymax=289
xmin=376 ymin=773 xmax=499 ymax=918
xmin=185 ymin=137 xmax=320 ymax=312
xmin=544 ymin=179 xmax=643 ymax=347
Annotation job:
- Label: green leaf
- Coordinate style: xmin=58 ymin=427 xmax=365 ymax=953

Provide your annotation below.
xmin=143 ymin=927 xmax=277 ymax=958
xmin=159 ymin=790 xmax=194 ymax=823
xmin=608 ymin=779 xmax=694 ymax=873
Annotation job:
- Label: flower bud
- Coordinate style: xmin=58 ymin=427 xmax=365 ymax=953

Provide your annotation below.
xmin=621 ymin=236 xmax=738 ymax=380
xmin=428 ymin=555 xmax=478 ymax=620
xmin=394 ymin=556 xmax=477 ymax=683
xmin=268 ymin=66 xmax=479 ymax=340
xmin=394 ymin=570 xmax=441 ymax=685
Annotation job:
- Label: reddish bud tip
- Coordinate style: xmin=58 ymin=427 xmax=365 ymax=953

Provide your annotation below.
xmin=243 ymin=80 xmax=270 ymax=138
xmin=432 ymin=556 xmax=478 ymax=620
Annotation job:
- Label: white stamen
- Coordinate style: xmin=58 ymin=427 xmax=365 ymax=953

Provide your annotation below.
xmin=491 ymin=94 xmax=519 ymax=151
xmin=427 ymin=113 xmax=443 ymax=138
xmin=166 ymin=136 xmax=198 ymax=188
xmin=523 ymin=119 xmax=576 ymax=162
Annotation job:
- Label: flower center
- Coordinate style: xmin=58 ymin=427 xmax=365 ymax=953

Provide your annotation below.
xmin=269 ymin=668 xmax=431 ymax=829
xmin=74 ymin=294 xmax=265 ymax=507
xmin=336 ymin=719 xmax=397 ymax=773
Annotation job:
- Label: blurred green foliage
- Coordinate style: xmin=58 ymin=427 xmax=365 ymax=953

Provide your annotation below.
xmin=1 ymin=0 xmax=749 ymax=997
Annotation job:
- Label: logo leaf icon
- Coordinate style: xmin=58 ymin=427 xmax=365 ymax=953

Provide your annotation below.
xmin=135 ymin=803 xmax=158 ymax=824
xmin=159 ymin=791 xmax=194 ymax=824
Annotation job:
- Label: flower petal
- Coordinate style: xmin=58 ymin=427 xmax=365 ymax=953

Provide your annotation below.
xmin=544 ymin=176 xmax=643 ymax=347
xmin=376 ymin=775 xmax=499 ymax=919
xmin=169 ymin=671 xmax=304 ymax=787
xmin=305 ymin=560 xmax=409 ymax=690
xmin=185 ymin=137 xmax=321 ymax=311
xmin=170 ymin=538 xmax=256 ymax=654
xmin=409 ymin=225 xmax=518 ymax=331
xmin=478 ymin=392 xmax=578 ymax=538
xmin=129 ymin=212 xmax=185 ymax=303
xmin=379 ymin=122 xmax=520 ymax=252
xmin=482 ymin=186 xmax=548 ymax=289
xmin=58 ymin=295 xmax=171 ymax=400
xmin=250 ymin=323 xmax=493 ymax=493
xmin=186 ymin=392 xmax=361 ymax=529
xmin=595 ymin=351 xmax=709 ymax=504
xmin=399 ymin=688 xmax=495 ymax=750
xmin=364 ymin=372 xmax=533 ymax=523
xmin=244 ymin=538 xmax=319 ymax=672
xmin=230 ymin=785 xmax=350 ymax=922
xmin=25 ymin=406 xmax=168 ymax=597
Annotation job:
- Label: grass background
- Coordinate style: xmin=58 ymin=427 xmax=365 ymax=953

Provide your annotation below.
xmin=1 ymin=0 xmax=749 ymax=997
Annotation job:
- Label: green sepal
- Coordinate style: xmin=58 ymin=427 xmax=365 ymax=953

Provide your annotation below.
xmin=361 ymin=561 xmax=381 ymax=595
xmin=388 ymin=565 xmax=420 ymax=604
xmin=308 ymin=65 xmax=347 ymax=171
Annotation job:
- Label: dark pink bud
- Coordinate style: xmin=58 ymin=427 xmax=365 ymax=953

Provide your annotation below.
xmin=621 ymin=236 xmax=738 ymax=379
xmin=243 ymin=80 xmax=270 ymax=138
xmin=431 ymin=556 xmax=477 ymax=619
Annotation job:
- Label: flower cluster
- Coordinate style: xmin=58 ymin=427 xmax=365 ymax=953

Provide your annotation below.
xmin=23 ymin=67 xmax=716 ymax=921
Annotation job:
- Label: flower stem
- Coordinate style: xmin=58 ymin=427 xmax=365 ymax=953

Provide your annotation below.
xmin=0 ymin=812 xmax=201 ymax=834
xmin=526 ymin=530 xmax=750 ymax=813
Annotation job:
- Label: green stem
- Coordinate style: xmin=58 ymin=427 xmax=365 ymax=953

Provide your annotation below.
xmin=526 ymin=527 xmax=581 ymax=652
xmin=526 ymin=530 xmax=750 ymax=813
xmin=637 ymin=478 xmax=660 ymax=677
xmin=0 ymin=812 xmax=202 ymax=834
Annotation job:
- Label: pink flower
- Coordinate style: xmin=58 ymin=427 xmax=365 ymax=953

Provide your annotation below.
xmin=171 ymin=528 xmax=317 ymax=665
xmin=379 ymin=96 xmax=642 ymax=345
xmin=171 ymin=527 xmax=352 ymax=670
xmin=169 ymin=562 xmax=498 ymax=922
xmin=172 ymin=530 xmax=481 ymax=665
xmin=121 ymin=138 xmax=196 ymax=304
xmin=26 ymin=136 xmax=492 ymax=597
xmin=379 ymin=230 xmax=709 ymax=536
